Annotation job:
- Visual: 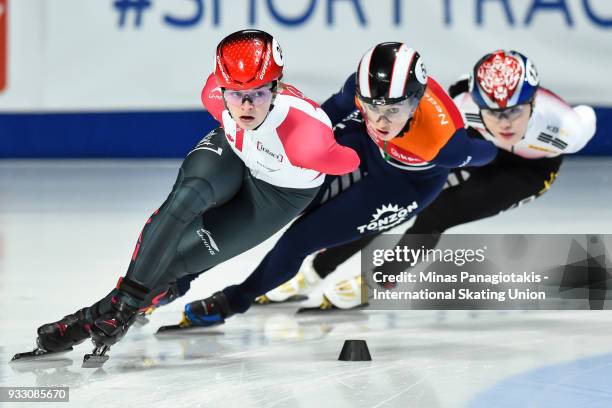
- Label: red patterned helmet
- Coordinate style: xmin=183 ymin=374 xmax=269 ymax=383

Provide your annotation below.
xmin=470 ymin=50 xmax=539 ymax=110
xmin=214 ymin=29 xmax=284 ymax=90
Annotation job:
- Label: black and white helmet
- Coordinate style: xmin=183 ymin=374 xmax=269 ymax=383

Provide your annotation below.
xmin=356 ymin=42 xmax=428 ymax=105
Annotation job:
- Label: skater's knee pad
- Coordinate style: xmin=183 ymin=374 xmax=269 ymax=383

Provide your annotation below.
xmin=168 ymin=177 xmax=214 ymax=222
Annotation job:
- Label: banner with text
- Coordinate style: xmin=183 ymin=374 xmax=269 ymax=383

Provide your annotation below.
xmin=1 ymin=0 xmax=611 ymax=109
xmin=0 ymin=1 xmax=610 ymax=156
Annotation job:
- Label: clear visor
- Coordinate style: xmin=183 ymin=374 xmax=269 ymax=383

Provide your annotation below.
xmin=360 ymin=97 xmax=420 ymax=124
xmin=223 ymin=86 xmax=274 ymax=106
xmin=481 ymin=103 xmax=530 ymax=122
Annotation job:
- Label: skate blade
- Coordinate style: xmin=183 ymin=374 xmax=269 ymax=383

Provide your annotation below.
xmin=296 ymin=302 xmax=369 ymax=314
xmin=253 ymin=294 xmax=308 ymax=306
xmin=82 ymin=345 xmax=111 ymax=368
xmin=154 ymin=322 xmax=223 ymax=336
xmin=10 ymin=347 xmax=74 ymax=363
xmin=82 ymin=353 xmax=110 ymax=368
xmin=133 ymin=314 xmax=150 ymax=327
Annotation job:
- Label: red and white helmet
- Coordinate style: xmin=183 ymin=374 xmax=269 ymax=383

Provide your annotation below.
xmin=214 ymin=29 xmax=284 ymax=90
xmin=470 ymin=50 xmax=539 ymax=110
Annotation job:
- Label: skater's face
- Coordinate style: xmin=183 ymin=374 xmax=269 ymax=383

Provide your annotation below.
xmin=360 ymin=99 xmax=417 ymax=141
xmin=223 ymin=84 xmax=275 ymax=130
xmin=481 ymin=102 xmax=532 ymax=147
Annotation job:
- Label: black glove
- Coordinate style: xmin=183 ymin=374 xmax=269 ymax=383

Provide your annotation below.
xmin=447 ymin=78 xmax=469 ymax=99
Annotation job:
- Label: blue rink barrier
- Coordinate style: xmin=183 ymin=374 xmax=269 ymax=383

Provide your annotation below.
xmin=0 ymin=107 xmax=610 ymax=158
xmin=0 ymin=110 xmax=217 ymax=158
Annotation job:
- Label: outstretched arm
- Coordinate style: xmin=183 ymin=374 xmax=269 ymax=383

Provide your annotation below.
xmin=277 ymin=107 xmax=360 ymax=175
xmin=563 ymin=105 xmax=597 ymax=154
xmin=432 ymin=127 xmax=497 ymax=168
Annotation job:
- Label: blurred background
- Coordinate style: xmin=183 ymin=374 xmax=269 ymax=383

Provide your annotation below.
xmin=0 ymin=0 xmax=611 ymax=158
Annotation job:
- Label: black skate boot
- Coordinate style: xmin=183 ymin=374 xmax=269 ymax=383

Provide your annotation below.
xmin=90 ymin=277 xmax=150 ymax=348
xmin=11 ymin=307 xmax=95 ymax=362
xmin=36 ymin=307 xmax=94 ymax=352
xmin=81 ymin=277 xmax=150 ymax=368
xmin=156 ymin=291 xmax=233 ymax=334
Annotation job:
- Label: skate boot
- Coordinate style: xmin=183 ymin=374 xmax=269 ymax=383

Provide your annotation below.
xmin=298 ymin=274 xmax=368 ymax=313
xmin=182 ymin=291 xmax=233 ymax=327
xmin=13 ymin=303 xmax=101 ymax=362
xmin=90 ymin=278 xmax=150 ymax=347
xmin=156 ymin=291 xmax=233 ymax=334
xmin=36 ymin=307 xmax=94 ymax=352
xmin=255 ymin=255 xmax=322 ymax=304
xmin=323 ymin=275 xmax=367 ymax=309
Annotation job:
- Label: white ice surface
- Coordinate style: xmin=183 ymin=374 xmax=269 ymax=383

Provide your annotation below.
xmin=1 ymin=158 xmax=612 ymax=408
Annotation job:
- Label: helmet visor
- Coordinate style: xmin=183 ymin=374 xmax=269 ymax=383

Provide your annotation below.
xmin=359 ymin=96 xmax=420 ymax=124
xmin=223 ymin=86 xmax=274 ymax=107
xmin=481 ymin=103 xmax=530 ymax=122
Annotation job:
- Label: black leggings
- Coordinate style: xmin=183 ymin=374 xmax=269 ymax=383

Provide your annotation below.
xmin=312 ymin=151 xmax=564 ymax=277
xmin=91 ymin=128 xmax=318 ymax=312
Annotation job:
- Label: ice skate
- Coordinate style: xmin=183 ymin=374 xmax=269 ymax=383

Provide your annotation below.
xmin=11 ymin=307 xmax=94 ymax=363
xmin=257 ymin=255 xmax=322 ymax=304
xmin=297 ymin=275 xmax=368 ymax=313
xmin=156 ymin=291 xmax=233 ymax=334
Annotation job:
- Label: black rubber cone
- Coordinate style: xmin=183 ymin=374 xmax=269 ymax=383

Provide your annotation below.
xmin=338 ymin=339 xmax=372 ymax=361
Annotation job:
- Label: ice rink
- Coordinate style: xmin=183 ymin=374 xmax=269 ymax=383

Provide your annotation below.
xmin=1 ymin=158 xmax=612 ymax=408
